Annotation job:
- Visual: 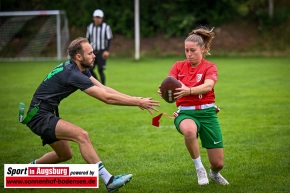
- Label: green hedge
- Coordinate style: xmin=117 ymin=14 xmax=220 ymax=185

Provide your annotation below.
xmin=1 ymin=0 xmax=289 ymax=38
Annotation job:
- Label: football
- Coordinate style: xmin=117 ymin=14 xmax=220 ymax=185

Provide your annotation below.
xmin=160 ymin=76 xmax=181 ymax=103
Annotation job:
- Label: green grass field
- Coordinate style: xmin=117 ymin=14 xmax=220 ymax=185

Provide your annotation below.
xmin=0 ymin=56 xmax=290 ymax=193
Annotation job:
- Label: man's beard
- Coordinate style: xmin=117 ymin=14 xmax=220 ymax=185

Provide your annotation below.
xmin=80 ymin=59 xmax=93 ymax=69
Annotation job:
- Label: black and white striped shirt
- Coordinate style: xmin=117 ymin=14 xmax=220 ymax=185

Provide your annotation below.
xmin=86 ymin=22 xmax=113 ymax=51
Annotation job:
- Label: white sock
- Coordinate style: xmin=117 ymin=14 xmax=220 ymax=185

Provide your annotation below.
xmin=192 ymin=156 xmax=204 ymax=169
xmin=97 ymin=161 xmax=113 ymax=184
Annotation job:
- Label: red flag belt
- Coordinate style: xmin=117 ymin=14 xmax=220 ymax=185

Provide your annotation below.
xmin=152 ymin=112 xmax=176 ymax=127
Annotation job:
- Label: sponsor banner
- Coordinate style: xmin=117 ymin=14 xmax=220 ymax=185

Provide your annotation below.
xmin=4 ymin=164 xmax=98 ymax=188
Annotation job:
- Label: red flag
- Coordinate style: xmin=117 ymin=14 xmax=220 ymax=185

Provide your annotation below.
xmin=152 ymin=113 xmax=163 ymax=127
xmin=152 ymin=112 xmax=176 ymax=127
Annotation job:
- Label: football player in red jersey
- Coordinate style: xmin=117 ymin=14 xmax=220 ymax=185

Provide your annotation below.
xmin=160 ymin=26 xmax=229 ymax=186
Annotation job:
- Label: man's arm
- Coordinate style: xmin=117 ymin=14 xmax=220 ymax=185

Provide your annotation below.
xmin=89 ymin=76 xmax=135 ymax=98
xmin=84 ymin=85 xmax=159 ymax=114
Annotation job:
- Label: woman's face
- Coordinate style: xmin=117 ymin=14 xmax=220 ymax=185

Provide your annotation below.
xmin=184 ymin=41 xmax=204 ymax=66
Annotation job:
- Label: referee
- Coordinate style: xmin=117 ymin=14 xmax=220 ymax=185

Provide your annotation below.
xmin=86 ymin=9 xmax=113 ymax=85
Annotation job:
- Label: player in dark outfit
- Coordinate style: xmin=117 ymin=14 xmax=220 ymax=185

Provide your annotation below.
xmin=24 ymin=37 xmax=159 ymax=192
xmin=27 ymin=59 xmax=95 ymax=146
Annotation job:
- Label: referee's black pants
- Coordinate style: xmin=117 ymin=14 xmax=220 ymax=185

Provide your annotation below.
xmin=90 ymin=50 xmax=106 ymax=85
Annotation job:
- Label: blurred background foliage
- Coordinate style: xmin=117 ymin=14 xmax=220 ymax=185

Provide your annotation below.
xmin=1 ymin=0 xmax=289 ymax=38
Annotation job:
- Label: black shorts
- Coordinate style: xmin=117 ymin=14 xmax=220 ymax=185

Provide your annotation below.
xmin=27 ymin=110 xmax=60 ymax=146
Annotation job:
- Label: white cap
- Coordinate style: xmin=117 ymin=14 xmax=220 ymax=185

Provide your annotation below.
xmin=93 ymin=9 xmax=104 ymax=17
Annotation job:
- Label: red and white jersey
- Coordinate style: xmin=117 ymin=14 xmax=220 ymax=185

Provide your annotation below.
xmin=169 ymin=58 xmax=218 ymax=107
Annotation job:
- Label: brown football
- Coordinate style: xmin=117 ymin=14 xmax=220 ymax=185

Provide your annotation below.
xmin=160 ymin=76 xmax=182 ymax=103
